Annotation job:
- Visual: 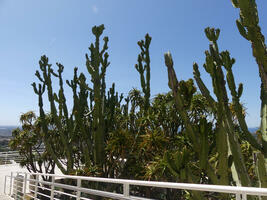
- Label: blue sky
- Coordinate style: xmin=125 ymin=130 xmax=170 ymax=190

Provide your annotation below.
xmin=0 ymin=0 xmax=266 ymax=127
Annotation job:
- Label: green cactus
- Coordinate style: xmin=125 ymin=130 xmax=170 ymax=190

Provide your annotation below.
xmin=199 ymin=28 xmax=252 ymax=187
xmin=164 ymin=27 xmax=255 ymax=190
xmin=85 ymin=24 xmax=110 ymax=170
xmin=32 ymin=25 xmax=120 ymax=177
xmin=164 ymin=52 xmax=199 ymax=152
xmin=135 ymin=34 xmax=152 ymax=113
xmin=231 ymin=0 xmax=267 ymax=193
xmin=164 ymin=20 xmax=267 ymax=198
xmin=67 ymin=68 xmax=92 ymax=167
xmin=32 ymin=56 xmax=75 ymax=174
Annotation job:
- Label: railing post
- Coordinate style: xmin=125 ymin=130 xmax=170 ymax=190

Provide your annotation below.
xmin=4 ymin=176 xmax=7 ymax=194
xmin=34 ymin=174 xmax=39 ymax=200
xmin=123 ymin=183 xmax=130 ymax=197
xmin=77 ymin=178 xmax=81 ymax=200
xmin=14 ymin=172 xmax=18 ymax=200
xmin=9 ymin=172 xmax=13 ymax=195
xmin=242 ymin=192 xmax=247 ymax=200
xmin=5 ymin=151 xmax=7 ymax=165
xmin=50 ymin=176 xmax=55 ymax=199
xmin=23 ymin=173 xmax=27 ymax=199
xmin=236 ymin=193 xmax=241 ymax=200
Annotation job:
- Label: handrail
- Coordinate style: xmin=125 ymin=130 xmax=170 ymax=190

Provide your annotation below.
xmin=4 ymin=171 xmax=267 ymax=200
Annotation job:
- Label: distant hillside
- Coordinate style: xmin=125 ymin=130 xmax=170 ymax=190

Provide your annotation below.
xmin=0 ymin=126 xmax=17 ymax=137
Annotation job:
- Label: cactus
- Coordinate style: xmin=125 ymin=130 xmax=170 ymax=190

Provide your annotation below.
xmin=85 ymin=24 xmax=110 ymax=170
xmin=165 ymin=27 xmax=255 ymax=190
xmin=67 ymin=68 xmax=92 ymax=167
xmin=135 ymin=34 xmax=152 ymax=113
xmin=32 ymin=25 xmax=125 ymax=179
xmin=164 ymin=20 xmax=267 ymax=198
xmin=32 ymin=56 xmax=75 ymax=174
xmin=231 ymin=0 xmax=267 ymax=192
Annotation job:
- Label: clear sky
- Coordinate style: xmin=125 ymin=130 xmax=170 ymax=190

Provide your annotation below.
xmin=0 ymin=0 xmax=266 ymax=127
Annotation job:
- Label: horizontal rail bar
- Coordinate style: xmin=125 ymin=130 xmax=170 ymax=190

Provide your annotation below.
xmin=5 ymin=171 xmax=267 ymax=200
xmin=16 ymin=172 xmax=267 ymax=196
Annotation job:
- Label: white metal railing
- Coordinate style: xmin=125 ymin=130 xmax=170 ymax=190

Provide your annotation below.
xmin=4 ymin=172 xmax=267 ymax=200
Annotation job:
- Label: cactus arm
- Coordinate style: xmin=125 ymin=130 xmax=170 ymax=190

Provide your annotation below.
xmin=220 ymin=80 xmax=252 ymax=186
xmin=231 ymin=1 xmax=267 ymax=190
xmin=135 ymin=34 xmax=152 ymax=112
xmin=259 ymin=83 xmax=267 ymax=196
xmin=68 ymin=69 xmax=92 ymax=167
xmin=86 ymin=25 xmax=109 ymax=169
xmin=255 ymin=152 xmax=267 ymax=200
xmin=55 ymin=63 xmax=74 ymax=169
xmin=256 ymin=153 xmax=267 ymax=188
xmin=232 ymin=0 xmax=267 ymax=73
xmin=260 ymin=86 xmax=267 ymax=157
xmin=164 ymin=52 xmax=199 ymax=151
xmin=222 ymin=51 xmax=262 ymax=151
xmin=144 ymin=34 xmax=151 ymax=111
xmin=78 ymin=73 xmax=92 ymax=166
xmin=231 ymin=0 xmax=267 ymax=156
xmin=205 ymin=161 xmax=221 ymax=185
xmin=216 ymin=67 xmax=251 ymax=186
xmin=193 ymin=60 xmax=230 ymax=186
xmin=215 ymin=123 xmax=230 ymax=185
xmin=36 ymin=56 xmax=74 ymax=173
xmin=32 ymin=82 xmax=67 ymax=174
xmin=193 ymin=63 xmax=216 ymax=111
xmin=204 ymin=28 xmax=252 ymax=186
xmin=187 ymin=170 xmax=205 ymax=200
xmin=220 ymin=77 xmax=253 ymax=187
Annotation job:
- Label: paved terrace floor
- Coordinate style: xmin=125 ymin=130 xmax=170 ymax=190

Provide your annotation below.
xmin=0 ymin=163 xmax=28 ymax=195
xmin=0 ymin=194 xmax=13 ymax=199
xmin=0 ymin=163 xmax=63 ymax=198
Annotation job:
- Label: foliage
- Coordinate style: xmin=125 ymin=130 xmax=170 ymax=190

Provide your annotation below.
xmin=9 ymin=111 xmax=56 ymax=182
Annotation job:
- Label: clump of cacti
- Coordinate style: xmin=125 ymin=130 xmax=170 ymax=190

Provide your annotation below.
xmin=32 ymin=25 xmax=123 ymax=177
xmin=164 ymin=4 xmax=267 ymax=197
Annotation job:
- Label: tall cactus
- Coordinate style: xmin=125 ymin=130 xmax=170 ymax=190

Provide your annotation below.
xmin=32 ymin=56 xmax=75 ymax=174
xmin=135 ymin=34 xmax=152 ymax=113
xmin=85 ymin=24 xmax=110 ymax=169
xmin=66 ymin=68 xmax=92 ymax=167
xmin=165 ymin=27 xmax=254 ymax=189
xmin=32 ymin=25 xmax=116 ymax=176
xmin=231 ymin=0 xmax=267 ymax=190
